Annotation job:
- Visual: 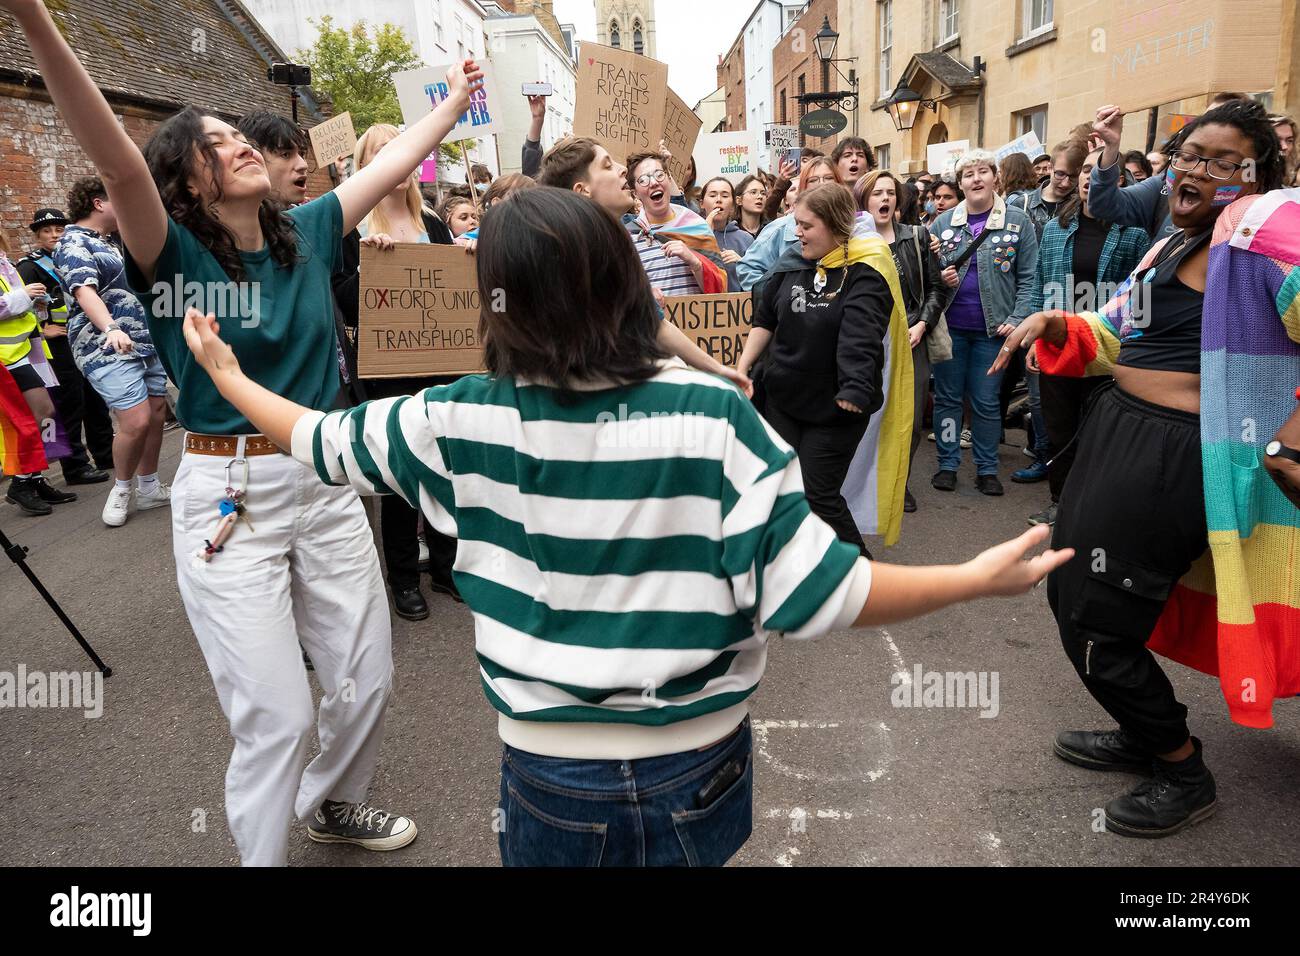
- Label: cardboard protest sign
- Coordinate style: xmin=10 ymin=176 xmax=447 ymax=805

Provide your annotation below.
xmin=661 ymin=88 xmax=703 ymax=185
xmin=1103 ymin=0 xmax=1283 ymax=113
xmin=994 ymin=131 xmax=1043 ymax=163
xmin=357 ymin=244 xmax=485 ymax=378
xmin=308 ymin=112 xmax=357 ymax=169
xmin=573 ymin=42 xmax=669 ymax=159
xmin=394 ymin=60 xmax=504 ymax=142
xmin=693 ymin=132 xmax=757 ymax=184
xmin=926 ymin=139 xmax=968 ymax=176
xmin=662 ymin=293 xmax=752 ymax=368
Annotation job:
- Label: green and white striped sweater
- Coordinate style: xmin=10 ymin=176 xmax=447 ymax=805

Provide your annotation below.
xmin=290 ymin=363 xmax=871 ymax=757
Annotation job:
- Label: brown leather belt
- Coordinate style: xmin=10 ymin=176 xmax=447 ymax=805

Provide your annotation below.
xmin=184 ymin=433 xmax=285 ymax=457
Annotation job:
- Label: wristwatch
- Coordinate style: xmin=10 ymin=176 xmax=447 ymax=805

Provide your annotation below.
xmin=1265 ymin=440 xmax=1300 ymax=464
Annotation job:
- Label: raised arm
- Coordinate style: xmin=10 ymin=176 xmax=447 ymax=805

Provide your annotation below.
xmin=6 ymin=0 xmax=168 ymax=275
xmin=1090 ymin=105 xmax=1167 ymax=234
xmin=334 ymin=60 xmax=484 ymax=234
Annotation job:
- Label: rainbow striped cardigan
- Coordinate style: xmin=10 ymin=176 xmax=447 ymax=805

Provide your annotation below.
xmin=1037 ymin=190 xmax=1300 ymax=729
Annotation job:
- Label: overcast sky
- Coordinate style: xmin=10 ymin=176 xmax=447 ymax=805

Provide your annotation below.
xmin=552 ymin=0 xmax=754 ymax=107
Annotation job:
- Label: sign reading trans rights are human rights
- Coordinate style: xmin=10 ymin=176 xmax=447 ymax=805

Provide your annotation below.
xmin=357 ymin=244 xmax=486 ymax=378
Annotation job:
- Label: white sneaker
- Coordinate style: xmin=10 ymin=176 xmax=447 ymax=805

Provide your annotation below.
xmin=417 ymin=537 xmax=431 ymax=570
xmin=102 ymin=485 xmax=133 ymax=527
xmin=136 ymin=482 xmax=172 ymax=511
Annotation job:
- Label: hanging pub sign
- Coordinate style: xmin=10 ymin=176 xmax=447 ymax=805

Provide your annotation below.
xmin=800 ymin=108 xmax=847 ymax=138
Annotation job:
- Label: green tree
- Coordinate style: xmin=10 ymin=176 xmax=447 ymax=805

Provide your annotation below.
xmin=297 ymin=16 xmax=423 ymax=132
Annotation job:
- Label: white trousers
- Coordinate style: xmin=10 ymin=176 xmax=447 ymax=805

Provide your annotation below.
xmin=172 ymin=446 xmax=393 ymax=866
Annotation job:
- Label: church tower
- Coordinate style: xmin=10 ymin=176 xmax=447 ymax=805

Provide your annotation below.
xmin=595 ymin=0 xmax=657 ymax=59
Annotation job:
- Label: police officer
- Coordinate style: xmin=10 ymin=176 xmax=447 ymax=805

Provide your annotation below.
xmin=16 ymin=208 xmax=112 ymax=484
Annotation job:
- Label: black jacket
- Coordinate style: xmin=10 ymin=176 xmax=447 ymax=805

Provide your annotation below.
xmin=331 ymin=209 xmax=456 ymax=404
xmin=753 ymin=258 xmax=894 ymax=425
xmin=889 ymin=222 xmax=951 ymax=333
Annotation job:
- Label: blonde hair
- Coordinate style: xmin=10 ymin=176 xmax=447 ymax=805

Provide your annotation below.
xmin=354 ymin=124 xmax=430 ymax=236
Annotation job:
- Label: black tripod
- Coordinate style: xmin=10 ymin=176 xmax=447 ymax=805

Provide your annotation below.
xmin=1 ymin=525 xmax=111 ymax=677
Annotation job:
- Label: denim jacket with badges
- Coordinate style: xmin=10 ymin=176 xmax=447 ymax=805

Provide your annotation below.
xmin=928 ymin=194 xmax=1040 ymax=334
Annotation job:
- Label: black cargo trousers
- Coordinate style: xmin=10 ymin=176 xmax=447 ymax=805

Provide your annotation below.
xmin=1046 ymin=384 xmax=1208 ymax=755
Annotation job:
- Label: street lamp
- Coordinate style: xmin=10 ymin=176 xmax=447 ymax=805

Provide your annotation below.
xmin=812 ymin=17 xmax=838 ymax=63
xmin=795 ymin=17 xmax=859 ymax=134
xmin=884 ymin=83 xmax=937 ymax=133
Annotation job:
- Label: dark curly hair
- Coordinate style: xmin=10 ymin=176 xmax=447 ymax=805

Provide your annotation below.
xmin=143 ymin=107 xmax=299 ymax=282
xmin=66 ymin=176 xmax=108 ymax=222
xmin=1174 ymin=98 xmax=1286 ymax=194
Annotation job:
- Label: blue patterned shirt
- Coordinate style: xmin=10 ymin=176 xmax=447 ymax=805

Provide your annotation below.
xmin=53 ymin=225 xmax=154 ymax=376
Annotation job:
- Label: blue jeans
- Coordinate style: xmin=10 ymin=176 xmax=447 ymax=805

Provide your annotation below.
xmin=932 ymin=329 xmax=1005 ymax=475
xmin=498 ymin=719 xmax=753 ymax=867
xmin=1025 ymin=369 xmax=1049 ymax=458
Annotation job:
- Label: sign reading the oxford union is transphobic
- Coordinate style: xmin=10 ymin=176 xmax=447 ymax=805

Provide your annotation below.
xmin=358 ymin=244 xmax=485 ymax=378
xmin=393 ymin=61 xmax=504 ymax=142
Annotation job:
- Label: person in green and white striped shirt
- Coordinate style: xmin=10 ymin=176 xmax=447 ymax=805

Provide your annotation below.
xmin=179 ymin=187 xmax=1071 ymax=867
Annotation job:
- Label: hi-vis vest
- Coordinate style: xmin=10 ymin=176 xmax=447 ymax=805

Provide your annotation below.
xmin=0 ymin=271 xmax=46 ymax=367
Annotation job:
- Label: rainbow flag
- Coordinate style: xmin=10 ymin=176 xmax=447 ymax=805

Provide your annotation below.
xmin=0 ymin=363 xmax=48 ymax=477
xmin=632 ymin=205 xmax=729 ymax=293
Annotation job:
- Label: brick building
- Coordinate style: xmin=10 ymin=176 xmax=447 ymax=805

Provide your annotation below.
xmin=837 ymin=0 xmax=1300 ymax=175
xmin=0 ymin=0 xmax=332 ymax=245
xmin=717 ymin=33 xmax=746 ymax=134
xmin=771 ymin=0 xmax=839 ymax=152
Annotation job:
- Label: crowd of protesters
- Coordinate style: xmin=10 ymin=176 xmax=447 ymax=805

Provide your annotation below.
xmin=2 ymin=0 xmax=1299 ymax=868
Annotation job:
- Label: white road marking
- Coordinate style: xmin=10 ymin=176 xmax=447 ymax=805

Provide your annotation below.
xmin=775 ymin=845 xmax=801 ymax=867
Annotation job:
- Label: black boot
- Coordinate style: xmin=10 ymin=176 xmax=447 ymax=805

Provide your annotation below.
xmin=392 ymin=586 xmax=430 ymax=621
xmin=5 ymin=478 xmax=52 ymax=516
xmin=31 ymin=476 xmax=77 ymax=505
xmin=903 ymin=488 xmax=917 ymax=513
xmin=1054 ymin=728 xmax=1152 ymax=773
xmin=1105 ymin=737 xmax=1217 ymax=838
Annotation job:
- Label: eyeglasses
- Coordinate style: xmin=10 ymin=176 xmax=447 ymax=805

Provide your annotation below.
xmin=1168 ymin=149 xmax=1250 ymax=180
xmin=1050 ymin=169 xmax=1076 ymax=180
xmin=634 ymin=169 xmax=668 ymax=187
xmin=743 ymin=187 xmax=766 ymax=197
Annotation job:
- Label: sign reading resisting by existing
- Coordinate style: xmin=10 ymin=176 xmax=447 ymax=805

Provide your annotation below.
xmin=357 ymin=244 xmax=486 ymax=378
xmin=662 ymin=293 xmax=753 ymax=369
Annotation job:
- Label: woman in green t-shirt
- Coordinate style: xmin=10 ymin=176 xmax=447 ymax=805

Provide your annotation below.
xmin=4 ymin=0 xmax=483 ymax=867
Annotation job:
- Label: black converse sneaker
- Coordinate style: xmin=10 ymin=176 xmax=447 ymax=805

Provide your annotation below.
xmin=307 ymin=799 xmax=418 ymax=851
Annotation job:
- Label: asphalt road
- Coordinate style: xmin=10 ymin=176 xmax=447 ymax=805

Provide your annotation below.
xmin=2 ymin=430 xmax=1297 ymax=867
